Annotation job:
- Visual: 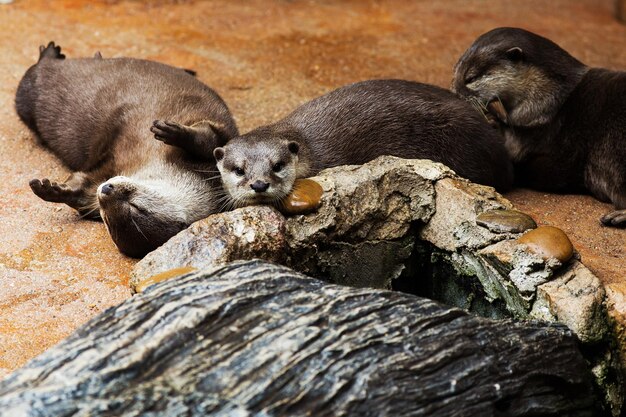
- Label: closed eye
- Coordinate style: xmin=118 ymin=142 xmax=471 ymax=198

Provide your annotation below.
xmin=130 ymin=203 xmax=148 ymax=214
xmin=465 ymin=73 xmax=480 ymax=84
xmin=272 ymin=162 xmax=284 ymax=173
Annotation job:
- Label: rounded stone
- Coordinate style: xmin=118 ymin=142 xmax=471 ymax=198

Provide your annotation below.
xmin=134 ymin=266 xmax=197 ymax=293
xmin=517 ymin=226 xmax=574 ymax=263
xmin=476 ymin=209 xmax=537 ymax=233
xmin=280 ymin=179 xmax=323 ymax=215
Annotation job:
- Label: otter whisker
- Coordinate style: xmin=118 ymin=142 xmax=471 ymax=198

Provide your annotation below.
xmin=78 ymin=202 xmax=101 ymax=219
xmin=217 ymin=194 xmax=236 ymax=212
xmin=130 ymin=215 xmax=150 ymax=242
xmin=202 ymin=175 xmax=223 ymax=182
xmin=194 ymin=168 xmax=221 ymax=174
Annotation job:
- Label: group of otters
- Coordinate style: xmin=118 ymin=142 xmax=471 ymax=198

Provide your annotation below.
xmin=16 ymin=27 xmax=626 ymax=257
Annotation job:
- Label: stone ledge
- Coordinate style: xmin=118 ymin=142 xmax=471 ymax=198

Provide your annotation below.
xmin=129 ymin=156 xmax=623 ymax=414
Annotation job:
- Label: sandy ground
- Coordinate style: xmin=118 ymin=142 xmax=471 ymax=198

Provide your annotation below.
xmin=0 ymin=0 xmax=624 ymax=378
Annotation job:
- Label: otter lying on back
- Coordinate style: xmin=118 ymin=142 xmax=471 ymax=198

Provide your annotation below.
xmin=213 ymin=79 xmax=514 ymax=208
xmin=16 ymin=42 xmax=238 ymax=257
xmin=452 ymin=27 xmax=626 ymax=227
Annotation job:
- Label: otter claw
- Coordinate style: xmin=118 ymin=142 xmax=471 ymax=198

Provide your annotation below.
xmin=151 ymin=120 xmax=190 ymax=146
xmin=600 ymin=210 xmax=626 ymax=228
xmin=29 ymin=178 xmax=78 ymax=203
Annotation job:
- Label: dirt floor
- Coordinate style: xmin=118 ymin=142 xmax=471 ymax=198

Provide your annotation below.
xmin=0 ymin=0 xmax=624 ymax=378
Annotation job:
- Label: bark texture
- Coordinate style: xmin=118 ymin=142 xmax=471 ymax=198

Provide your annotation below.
xmin=0 ymin=261 xmax=597 ymax=416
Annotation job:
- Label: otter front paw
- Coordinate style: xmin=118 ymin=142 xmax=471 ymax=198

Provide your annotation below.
xmin=151 ymin=120 xmax=190 ymax=147
xmin=29 ymin=178 xmax=80 ymax=203
xmin=600 ymin=210 xmax=626 ymax=228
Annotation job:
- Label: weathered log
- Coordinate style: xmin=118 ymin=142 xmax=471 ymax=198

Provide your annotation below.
xmin=0 ymin=260 xmax=597 ymax=416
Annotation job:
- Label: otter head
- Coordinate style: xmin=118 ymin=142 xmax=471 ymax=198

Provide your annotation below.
xmin=97 ymin=176 xmax=192 ymax=258
xmin=452 ymin=27 xmax=586 ymax=128
xmin=213 ymin=135 xmax=300 ymax=208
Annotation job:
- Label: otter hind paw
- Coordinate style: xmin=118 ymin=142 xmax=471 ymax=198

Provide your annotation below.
xmin=38 ymin=42 xmax=65 ymax=62
xmin=29 ymin=178 xmax=79 ymax=203
xmin=600 ymin=209 xmax=626 ymax=228
xmin=151 ymin=120 xmax=190 ymax=147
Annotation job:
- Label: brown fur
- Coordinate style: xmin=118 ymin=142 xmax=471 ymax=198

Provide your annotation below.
xmin=214 ymin=79 xmax=514 ymax=208
xmin=16 ymin=42 xmax=238 ymax=257
xmin=452 ymin=27 xmax=626 ymax=227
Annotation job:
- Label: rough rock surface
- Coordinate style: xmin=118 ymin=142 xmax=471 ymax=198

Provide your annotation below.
xmin=130 ymin=156 xmax=621 ymax=414
xmin=0 ymin=261 xmax=599 ymax=417
xmin=133 ymin=157 xmax=444 ymax=289
xmin=476 ymin=209 xmax=537 ymax=233
xmin=131 ymin=206 xmax=286 ymax=288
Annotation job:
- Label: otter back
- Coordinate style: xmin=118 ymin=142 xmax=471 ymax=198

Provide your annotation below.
xmin=214 ymin=79 xmax=513 ymax=208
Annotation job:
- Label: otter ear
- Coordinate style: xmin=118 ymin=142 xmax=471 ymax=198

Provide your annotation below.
xmin=505 ymin=47 xmax=524 ymax=61
xmin=213 ymin=147 xmax=225 ymax=161
xmin=287 ymin=141 xmax=299 ymax=155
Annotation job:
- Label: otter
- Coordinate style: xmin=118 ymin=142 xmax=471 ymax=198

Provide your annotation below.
xmin=213 ymin=79 xmax=514 ymax=208
xmin=452 ymin=27 xmax=626 ymax=227
xmin=16 ymin=42 xmax=238 ymax=257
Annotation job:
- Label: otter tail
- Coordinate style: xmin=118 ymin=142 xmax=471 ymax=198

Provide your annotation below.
xmin=38 ymin=41 xmax=65 ymax=62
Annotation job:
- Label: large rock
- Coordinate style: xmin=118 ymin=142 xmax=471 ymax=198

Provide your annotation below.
xmin=131 ymin=206 xmax=286 ymax=288
xmin=132 ymin=157 xmax=445 ymax=289
xmin=0 ymin=261 xmax=599 ymax=417
xmin=129 ymin=156 xmax=622 ymax=414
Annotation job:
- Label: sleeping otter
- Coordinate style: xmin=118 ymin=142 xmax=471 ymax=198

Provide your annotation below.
xmin=213 ymin=79 xmax=514 ymax=208
xmin=452 ymin=27 xmax=626 ymax=227
xmin=16 ymin=42 xmax=238 ymax=257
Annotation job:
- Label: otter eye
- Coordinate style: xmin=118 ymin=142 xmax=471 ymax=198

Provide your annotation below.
xmin=465 ymin=73 xmax=479 ymax=84
xmin=130 ymin=203 xmax=148 ymax=214
xmin=234 ymin=167 xmax=245 ymax=176
xmin=505 ymin=46 xmax=524 ymax=62
xmin=272 ymin=162 xmax=284 ymax=173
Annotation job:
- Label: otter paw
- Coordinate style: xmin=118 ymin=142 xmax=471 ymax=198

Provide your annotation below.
xmin=38 ymin=42 xmax=65 ymax=61
xmin=29 ymin=178 xmax=79 ymax=203
xmin=151 ymin=120 xmax=190 ymax=147
xmin=601 ymin=210 xmax=626 ymax=228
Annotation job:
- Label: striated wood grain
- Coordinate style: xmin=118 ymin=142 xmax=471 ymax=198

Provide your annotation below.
xmin=0 ymin=261 xmax=597 ymax=416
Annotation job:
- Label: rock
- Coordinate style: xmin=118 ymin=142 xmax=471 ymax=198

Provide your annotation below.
xmin=133 ymin=157 xmax=444 ymax=290
xmin=130 ymin=206 xmax=286 ymax=291
xmin=530 ymin=265 xmax=623 ymax=414
xmin=134 ymin=266 xmax=197 ymax=293
xmin=128 ymin=156 xmax=620 ymax=412
xmin=419 ymin=178 xmax=513 ymax=252
xmin=0 ymin=261 xmax=598 ymax=417
xmin=476 ymin=209 xmax=537 ymax=233
xmin=314 ymin=236 xmax=415 ymax=288
xmin=531 ymin=261 xmax=607 ymax=343
xmin=477 ymin=238 xmax=565 ymax=309
xmin=280 ymin=178 xmax=323 ymax=214
xmin=605 ymin=283 xmax=626 ymax=406
xmin=517 ymin=225 xmax=574 ymax=263
xmin=286 ymin=156 xmax=443 ymax=247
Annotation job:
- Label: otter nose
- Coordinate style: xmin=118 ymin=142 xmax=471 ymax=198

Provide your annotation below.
xmin=100 ymin=183 xmax=114 ymax=195
xmin=250 ymin=180 xmax=270 ymax=193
